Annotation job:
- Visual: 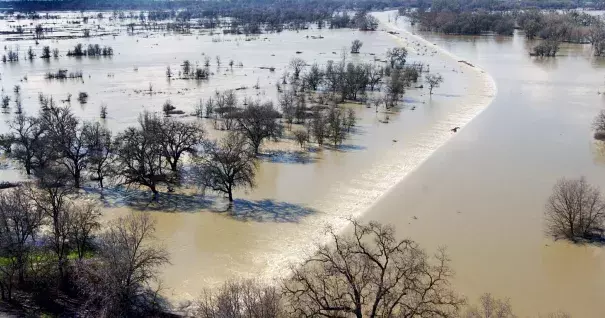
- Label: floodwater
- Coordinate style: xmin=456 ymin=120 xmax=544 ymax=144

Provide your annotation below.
xmin=1 ymin=9 xmax=602 ymax=317
xmin=0 ymin=10 xmax=493 ymax=304
xmin=362 ymin=11 xmax=605 ymax=317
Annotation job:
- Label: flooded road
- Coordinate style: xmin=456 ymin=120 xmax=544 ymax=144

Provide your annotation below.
xmin=361 ymin=11 xmax=605 ymax=317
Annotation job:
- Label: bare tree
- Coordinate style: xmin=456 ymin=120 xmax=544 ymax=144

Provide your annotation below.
xmin=41 ymin=105 xmax=90 ymax=188
xmin=158 ymin=118 xmax=205 ymax=171
xmin=385 ymin=68 xmax=406 ymax=108
xmin=351 ymin=39 xmax=363 ymax=54
xmin=327 ymin=106 xmax=347 ymax=147
xmin=68 ymin=202 xmax=101 ymax=260
xmin=195 ymin=133 xmax=256 ymax=202
xmin=311 ymin=110 xmax=327 ymax=146
xmin=182 ymin=60 xmax=191 ymax=75
xmin=9 ymin=114 xmax=50 ymax=175
xmin=303 ymin=63 xmax=323 ymax=91
xmin=545 ymin=177 xmax=605 ymax=241
xmin=279 ymin=90 xmax=296 ymax=129
xmin=593 ymin=110 xmax=605 ymax=140
xmin=76 ymin=213 xmax=169 ymax=317
xmin=289 ymin=58 xmax=306 ymax=80
xmin=84 ymin=122 xmax=115 ymax=189
xmin=196 ymin=280 xmax=283 ymax=318
xmin=114 ymin=113 xmax=168 ymax=198
xmin=236 ymin=101 xmax=283 ymax=155
xmin=283 ymin=220 xmax=464 ymax=318
xmin=346 ymin=108 xmax=356 ymax=132
xmin=387 ymin=47 xmax=408 ymax=69
xmin=293 ymin=130 xmax=309 ymax=149
xmin=426 ymin=73 xmax=444 ymax=95
xmin=34 ymin=24 xmax=44 ymax=39
xmin=464 ymin=293 xmax=515 ymax=318
xmin=0 ymin=188 xmax=44 ymax=298
xmin=366 ymin=64 xmax=383 ymax=91
xmin=28 ymin=168 xmax=74 ymax=284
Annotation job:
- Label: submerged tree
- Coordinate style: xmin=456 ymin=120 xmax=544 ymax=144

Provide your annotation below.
xmin=545 ymin=177 xmax=605 ymax=241
xmin=289 ymin=58 xmax=306 ymax=80
xmin=9 ymin=114 xmax=50 ymax=175
xmin=41 ymin=105 xmax=90 ymax=188
xmin=426 ymin=73 xmax=444 ymax=95
xmin=350 ymin=39 xmax=363 ymax=54
xmin=84 ymin=122 xmax=114 ymax=189
xmin=114 ymin=113 xmax=168 ymax=198
xmin=235 ymin=101 xmax=283 ymax=155
xmin=387 ymin=47 xmax=408 ymax=69
xmin=195 ymin=133 xmax=256 ymax=202
xmin=158 ymin=117 xmax=205 ymax=171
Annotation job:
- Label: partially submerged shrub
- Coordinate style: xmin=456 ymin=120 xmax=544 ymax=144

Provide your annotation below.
xmin=78 ymin=92 xmax=89 ymax=104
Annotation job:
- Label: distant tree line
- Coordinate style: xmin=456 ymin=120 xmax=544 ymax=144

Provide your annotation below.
xmin=409 ymin=9 xmax=515 ymax=36
xmin=405 ymin=3 xmax=605 ymax=57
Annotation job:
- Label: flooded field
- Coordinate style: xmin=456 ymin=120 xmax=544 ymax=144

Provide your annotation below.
xmin=0 ymin=10 xmax=495 ymax=305
xmin=4 ymin=8 xmax=604 ymax=317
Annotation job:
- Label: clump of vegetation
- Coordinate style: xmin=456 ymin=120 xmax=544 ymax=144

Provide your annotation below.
xmin=67 ymin=43 xmax=114 ymax=57
xmin=41 ymin=46 xmax=51 ymax=59
xmin=531 ymin=41 xmax=560 ymax=57
xmin=100 ymin=104 xmax=108 ymax=119
xmin=45 ymin=69 xmax=83 ymax=80
xmin=350 ymin=39 xmax=363 ymax=54
xmin=162 ymin=100 xmax=183 ymax=116
xmin=1 ymin=95 xmax=10 ymax=109
xmin=2 ymin=50 xmax=19 ymax=63
xmin=78 ymin=92 xmax=89 ymax=104
xmin=594 ymin=110 xmax=605 ymax=140
xmin=410 ymin=9 xmax=515 ymax=36
xmin=293 ymin=129 xmax=309 ymax=148
xmin=426 ymin=73 xmax=444 ymax=95
xmin=545 ymin=177 xmax=605 ymax=242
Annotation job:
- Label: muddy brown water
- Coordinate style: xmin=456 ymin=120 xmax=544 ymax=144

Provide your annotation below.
xmin=1 ymin=10 xmax=603 ymax=316
xmin=364 ymin=11 xmax=605 ymax=317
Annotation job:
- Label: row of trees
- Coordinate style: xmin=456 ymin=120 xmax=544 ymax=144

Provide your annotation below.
xmin=410 ymin=10 xmax=516 ymax=36
xmin=1 ymin=87 xmax=361 ymax=202
xmin=0 ymin=182 xmax=169 ymax=316
xmin=409 ymin=4 xmax=605 ymax=57
xmin=66 ymin=43 xmax=114 ymax=57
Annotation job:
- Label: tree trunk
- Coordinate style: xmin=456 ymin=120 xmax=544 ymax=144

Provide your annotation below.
xmin=74 ymin=169 xmax=81 ymax=188
xmin=151 ymin=186 xmax=159 ymax=201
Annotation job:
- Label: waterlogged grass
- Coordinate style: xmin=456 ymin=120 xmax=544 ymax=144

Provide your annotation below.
xmin=0 ymin=250 xmax=96 ymax=265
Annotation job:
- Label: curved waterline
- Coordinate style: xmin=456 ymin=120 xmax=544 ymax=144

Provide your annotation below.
xmin=261 ymin=11 xmax=498 ymax=282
